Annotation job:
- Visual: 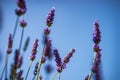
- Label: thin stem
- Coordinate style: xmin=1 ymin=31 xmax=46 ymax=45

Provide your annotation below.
xmin=88 ymin=52 xmax=97 ymax=80
xmin=0 ymin=54 xmax=9 ymax=80
xmin=50 ymin=72 xmax=58 ymax=80
xmin=36 ymin=45 xmax=45 ymax=80
xmin=5 ymin=54 xmax=8 ymax=80
xmin=58 ymin=73 xmax=61 ymax=80
xmin=32 ymin=76 xmax=35 ymax=80
xmin=88 ymin=71 xmax=93 ymax=80
xmin=12 ymin=16 xmax=19 ymax=40
xmin=0 ymin=64 xmax=5 ymax=80
xmin=25 ymin=61 xmax=33 ymax=80
xmin=19 ymin=27 xmax=24 ymax=52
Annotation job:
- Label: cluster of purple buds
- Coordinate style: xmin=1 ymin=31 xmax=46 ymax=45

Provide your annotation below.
xmin=19 ymin=19 xmax=27 ymax=28
xmin=91 ymin=20 xmax=101 ymax=73
xmin=17 ymin=56 xmax=23 ymax=68
xmin=30 ymin=39 xmax=39 ymax=61
xmin=53 ymin=48 xmax=75 ymax=73
xmin=6 ymin=33 xmax=13 ymax=54
xmin=43 ymin=38 xmax=52 ymax=59
xmin=53 ymin=49 xmax=63 ymax=73
xmin=16 ymin=70 xmax=23 ymax=80
xmin=63 ymin=49 xmax=75 ymax=63
xmin=15 ymin=0 xmax=27 ymax=16
xmin=46 ymin=7 xmax=55 ymax=27
xmin=33 ymin=62 xmax=39 ymax=76
xmin=93 ymin=20 xmax=101 ymax=44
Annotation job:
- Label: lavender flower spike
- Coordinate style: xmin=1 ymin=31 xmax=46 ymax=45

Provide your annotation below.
xmin=46 ymin=7 xmax=55 ymax=27
xmin=63 ymin=49 xmax=75 ymax=63
xmin=6 ymin=33 xmax=13 ymax=54
xmin=53 ymin=48 xmax=62 ymax=73
xmin=30 ymin=39 xmax=39 ymax=61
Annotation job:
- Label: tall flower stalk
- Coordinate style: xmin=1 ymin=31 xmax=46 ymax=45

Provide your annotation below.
xmin=85 ymin=20 xmax=101 ymax=80
xmin=25 ymin=39 xmax=39 ymax=80
xmin=36 ymin=7 xmax=55 ymax=80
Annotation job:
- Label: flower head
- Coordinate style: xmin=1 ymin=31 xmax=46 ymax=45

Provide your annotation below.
xmin=6 ymin=33 xmax=13 ymax=54
xmin=93 ymin=20 xmax=101 ymax=44
xmin=46 ymin=7 xmax=55 ymax=27
xmin=19 ymin=19 xmax=27 ymax=28
xmin=30 ymin=39 xmax=39 ymax=61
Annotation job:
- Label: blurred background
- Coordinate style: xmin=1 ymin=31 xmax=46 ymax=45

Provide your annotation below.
xmin=0 ymin=0 xmax=120 ymax=80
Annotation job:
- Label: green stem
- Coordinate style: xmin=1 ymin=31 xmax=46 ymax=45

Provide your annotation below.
xmin=5 ymin=54 xmax=8 ymax=80
xmin=58 ymin=73 xmax=61 ymax=80
xmin=19 ymin=27 xmax=24 ymax=52
xmin=25 ymin=61 xmax=33 ymax=80
xmin=88 ymin=52 xmax=97 ymax=80
xmin=36 ymin=45 xmax=45 ymax=80
xmin=32 ymin=76 xmax=35 ymax=80
xmin=0 ymin=54 xmax=9 ymax=80
xmin=12 ymin=16 xmax=19 ymax=40
xmin=50 ymin=72 xmax=58 ymax=80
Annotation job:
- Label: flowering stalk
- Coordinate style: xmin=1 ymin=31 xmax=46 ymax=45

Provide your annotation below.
xmin=0 ymin=34 xmax=13 ymax=80
xmin=85 ymin=20 xmax=101 ymax=80
xmin=36 ymin=7 xmax=55 ymax=80
xmin=25 ymin=39 xmax=39 ymax=80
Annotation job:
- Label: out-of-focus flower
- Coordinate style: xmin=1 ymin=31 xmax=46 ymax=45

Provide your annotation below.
xmin=23 ymin=37 xmax=30 ymax=52
xmin=33 ymin=62 xmax=39 ymax=76
xmin=63 ymin=49 xmax=75 ymax=63
xmin=46 ymin=7 xmax=55 ymax=27
xmin=19 ymin=19 xmax=27 ymax=28
xmin=6 ymin=33 xmax=13 ymax=54
xmin=16 ymin=0 xmax=26 ymax=9
xmin=30 ymin=39 xmax=39 ymax=61
xmin=15 ymin=8 xmax=26 ymax=16
xmin=44 ymin=64 xmax=53 ymax=74
xmin=43 ymin=27 xmax=51 ymax=35
xmin=17 ymin=56 xmax=23 ymax=68
xmin=16 ymin=70 xmax=23 ymax=80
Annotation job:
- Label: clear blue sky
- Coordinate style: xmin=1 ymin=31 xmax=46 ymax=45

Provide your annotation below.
xmin=0 ymin=0 xmax=120 ymax=80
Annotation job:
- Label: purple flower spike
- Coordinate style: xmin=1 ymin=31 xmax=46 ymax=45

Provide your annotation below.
xmin=17 ymin=56 xmax=23 ymax=68
xmin=16 ymin=0 xmax=26 ymax=9
xmin=46 ymin=7 xmax=55 ymax=27
xmin=6 ymin=33 xmax=13 ymax=54
xmin=16 ymin=70 xmax=23 ymax=79
xmin=19 ymin=19 xmax=27 ymax=28
xmin=85 ymin=75 xmax=89 ymax=80
xmin=93 ymin=20 xmax=101 ymax=44
xmin=63 ymin=49 xmax=75 ymax=63
xmin=41 ymin=57 xmax=46 ymax=63
xmin=30 ymin=39 xmax=39 ymax=61
xmin=43 ymin=27 xmax=50 ymax=35
xmin=15 ymin=8 xmax=26 ymax=16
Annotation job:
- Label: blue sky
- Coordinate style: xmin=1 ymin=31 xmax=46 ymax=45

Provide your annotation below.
xmin=0 ymin=0 xmax=120 ymax=80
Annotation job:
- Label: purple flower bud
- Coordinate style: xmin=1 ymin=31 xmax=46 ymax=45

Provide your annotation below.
xmin=63 ymin=49 xmax=75 ymax=63
xmin=46 ymin=7 xmax=55 ymax=27
xmin=16 ymin=0 xmax=26 ymax=9
xmin=93 ymin=20 xmax=101 ymax=44
xmin=57 ymin=67 xmax=62 ymax=73
xmin=85 ymin=75 xmax=89 ymax=80
xmin=16 ymin=70 xmax=23 ymax=79
xmin=41 ymin=57 xmax=46 ymax=63
xmin=6 ymin=33 xmax=13 ymax=54
xmin=17 ymin=56 xmax=23 ymax=68
xmin=19 ymin=19 xmax=27 ymax=28
xmin=43 ymin=27 xmax=50 ymax=35
xmin=15 ymin=8 xmax=26 ymax=16
xmin=30 ymin=54 xmax=36 ymax=61
xmin=91 ymin=64 xmax=97 ymax=73
xmin=30 ymin=39 xmax=39 ymax=61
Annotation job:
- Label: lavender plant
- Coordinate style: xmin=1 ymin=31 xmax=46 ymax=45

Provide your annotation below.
xmin=0 ymin=1 xmax=102 ymax=80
